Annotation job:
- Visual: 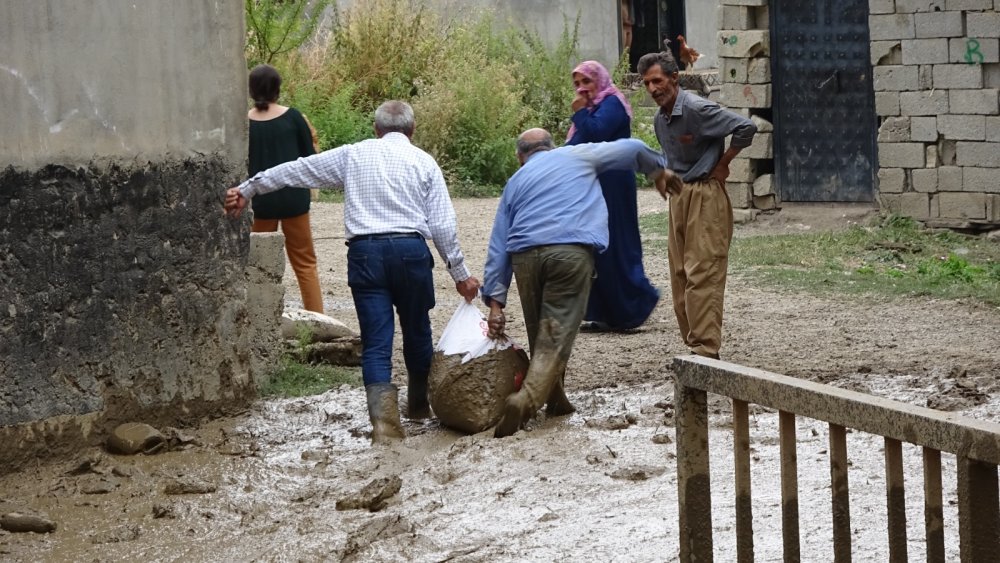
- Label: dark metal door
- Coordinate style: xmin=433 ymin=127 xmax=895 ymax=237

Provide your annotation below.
xmin=772 ymin=0 xmax=876 ymax=202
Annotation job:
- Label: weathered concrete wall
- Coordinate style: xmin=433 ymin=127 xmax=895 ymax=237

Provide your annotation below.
xmin=688 ymin=1 xmax=720 ymax=70
xmin=335 ymin=0 xmax=621 ymax=70
xmin=0 ymin=0 xmax=262 ymax=471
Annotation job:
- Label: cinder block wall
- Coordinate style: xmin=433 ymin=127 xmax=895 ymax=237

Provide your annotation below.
xmin=0 ymin=1 xmax=280 ymax=473
xmin=718 ymin=0 xmax=1000 ymax=227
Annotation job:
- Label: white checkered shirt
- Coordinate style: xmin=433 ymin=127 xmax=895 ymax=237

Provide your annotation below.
xmin=238 ymin=132 xmax=471 ymax=282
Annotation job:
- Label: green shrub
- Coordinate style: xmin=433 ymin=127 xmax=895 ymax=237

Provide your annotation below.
xmin=245 ymin=0 xmax=332 ymax=67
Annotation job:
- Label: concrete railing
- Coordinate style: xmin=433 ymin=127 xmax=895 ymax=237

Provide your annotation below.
xmin=673 ymin=355 xmax=1000 ymax=563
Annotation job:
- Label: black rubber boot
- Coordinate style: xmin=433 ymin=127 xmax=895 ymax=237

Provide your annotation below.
xmin=404 ymin=377 xmax=431 ymax=420
xmin=544 ymin=371 xmax=575 ymax=416
xmin=365 ymin=383 xmax=405 ymax=445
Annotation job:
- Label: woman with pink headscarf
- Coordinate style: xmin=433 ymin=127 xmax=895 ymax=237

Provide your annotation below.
xmin=568 ymin=60 xmax=659 ymax=332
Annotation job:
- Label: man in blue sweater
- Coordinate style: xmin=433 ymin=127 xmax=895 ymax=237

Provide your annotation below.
xmin=482 ymin=128 xmax=677 ymax=438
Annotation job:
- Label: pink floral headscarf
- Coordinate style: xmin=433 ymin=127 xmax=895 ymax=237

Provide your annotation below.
xmin=566 ymin=60 xmax=634 ymax=141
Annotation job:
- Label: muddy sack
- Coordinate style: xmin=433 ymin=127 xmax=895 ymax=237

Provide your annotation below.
xmin=429 ymin=346 xmax=529 ymax=434
xmin=429 ymin=302 xmax=528 ymax=433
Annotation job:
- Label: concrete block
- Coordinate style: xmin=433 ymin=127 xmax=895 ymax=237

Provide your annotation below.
xmin=900 ymin=90 xmax=949 ymax=115
xmin=727 ymin=182 xmax=753 ymax=207
xmin=742 ymin=132 xmax=773 ymax=159
xmin=927 ymin=145 xmax=940 ymax=167
xmin=987 ymin=116 xmax=1000 ymax=141
xmin=751 ymin=115 xmax=773 ymax=132
xmin=879 ymin=142 xmax=927 ymax=168
xmin=872 ymin=42 xmax=903 ymax=65
xmin=896 ymin=0 xmax=946 ymax=11
xmin=720 ymin=83 xmax=772 ymax=108
xmin=911 ymin=116 xmax=938 ymax=142
xmin=964 ymin=167 xmax=1000 ymax=192
xmin=718 ymin=30 xmax=770 ymax=58
xmin=878 ymin=117 xmax=911 ymax=142
xmin=939 ymin=192 xmax=987 ymax=218
xmin=754 ymin=6 xmax=769 ymax=30
xmin=721 ymin=57 xmax=749 ymax=83
xmin=912 ymin=168 xmax=939 ymax=192
xmin=915 ymin=12 xmax=964 ymax=38
xmin=957 ymin=141 xmax=1000 ymax=166
xmin=938 ymin=114 xmax=987 ymax=140
xmin=985 ymin=63 xmax=1000 ymax=88
xmin=902 ymin=39 xmax=951 ymax=65
xmin=733 ymin=208 xmax=759 ymax=224
xmin=874 ymin=65 xmax=919 ymax=91
xmin=721 ymin=0 xmax=767 ymax=6
xmin=753 ymin=174 xmax=775 ymax=196
xmin=949 ymin=38 xmax=999 ymax=64
xmin=948 ymin=89 xmax=1000 ymax=115
xmin=933 ymin=64 xmax=985 ymax=90
xmin=900 ymin=193 xmax=931 ymax=219
xmin=729 ymin=158 xmax=758 ymax=182
xmin=946 ymin=0 xmax=992 ymax=9
xmin=988 ymin=194 xmax=1000 ymax=221
xmin=753 ymin=194 xmax=779 ymax=210
xmin=748 ymin=57 xmax=771 ymax=83
xmin=919 ymin=65 xmax=934 ymax=90
xmin=870 ymin=0 xmax=896 ymax=14
xmin=939 ymin=165 xmax=964 ymax=191
xmin=721 ymin=5 xmax=755 ymax=30
xmin=878 ymin=168 xmax=907 ymax=193
xmin=931 ymin=192 xmax=941 ymax=218
xmin=876 ymin=92 xmax=902 ymax=116
xmin=870 ymin=14 xmax=915 ymax=41
xmin=968 ymin=13 xmax=1000 ymax=39
xmin=248 ymin=232 xmax=286 ymax=282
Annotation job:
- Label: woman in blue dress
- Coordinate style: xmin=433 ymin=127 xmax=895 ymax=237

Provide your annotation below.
xmin=566 ymin=60 xmax=659 ymax=331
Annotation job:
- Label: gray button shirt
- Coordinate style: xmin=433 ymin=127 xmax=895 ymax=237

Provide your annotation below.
xmin=653 ymin=89 xmax=758 ymax=183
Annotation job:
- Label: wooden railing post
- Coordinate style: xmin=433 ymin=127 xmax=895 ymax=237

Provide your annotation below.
xmin=676 ymin=381 xmax=713 ymax=562
xmin=957 ymin=457 xmax=1000 ymax=563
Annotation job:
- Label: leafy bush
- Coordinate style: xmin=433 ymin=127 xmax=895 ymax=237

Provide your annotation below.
xmin=245 ymin=0 xmax=332 ymax=67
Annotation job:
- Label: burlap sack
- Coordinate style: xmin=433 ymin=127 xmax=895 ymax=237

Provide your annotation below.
xmin=428 ymin=346 xmax=529 ymax=434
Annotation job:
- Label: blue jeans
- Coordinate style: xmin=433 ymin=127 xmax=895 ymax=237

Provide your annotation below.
xmin=346 ymin=236 xmax=436 ymax=387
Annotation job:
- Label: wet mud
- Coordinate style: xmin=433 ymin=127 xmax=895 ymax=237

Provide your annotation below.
xmin=1 ymin=193 xmax=997 ymax=561
xmin=429 ymin=347 xmax=529 ymax=434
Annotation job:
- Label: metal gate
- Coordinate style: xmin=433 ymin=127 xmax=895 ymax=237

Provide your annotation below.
xmin=772 ymin=0 xmax=877 ymax=202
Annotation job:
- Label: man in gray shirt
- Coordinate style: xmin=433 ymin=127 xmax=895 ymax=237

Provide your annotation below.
xmin=638 ymin=50 xmax=757 ymax=359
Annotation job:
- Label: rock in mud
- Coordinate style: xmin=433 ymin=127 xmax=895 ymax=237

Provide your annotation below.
xmin=163 ymin=476 xmax=218 ymax=495
xmin=585 ymin=414 xmax=634 ymax=431
xmin=90 ymin=523 xmax=140 ymax=544
xmin=304 ymin=338 xmax=363 ymax=366
xmin=651 ymin=433 xmax=673 ymax=444
xmin=609 ymin=466 xmax=667 ymax=481
xmin=281 ymin=309 xmax=356 ymax=342
xmin=78 ymin=475 xmax=120 ymax=494
xmin=151 ymin=503 xmax=177 ymax=519
xmin=106 ymin=423 xmax=166 ymax=455
xmin=0 ymin=512 xmax=57 ymax=534
xmin=162 ymin=427 xmax=202 ymax=450
xmin=340 ymin=515 xmax=411 ymax=562
xmin=335 ymin=475 xmax=402 ymax=512
xmin=429 ymin=347 xmax=528 ymax=434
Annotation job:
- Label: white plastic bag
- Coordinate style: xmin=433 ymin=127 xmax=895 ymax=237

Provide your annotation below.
xmin=436 ymin=301 xmax=511 ymax=363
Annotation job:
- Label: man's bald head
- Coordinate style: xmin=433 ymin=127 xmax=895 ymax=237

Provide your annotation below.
xmin=516 ymin=128 xmax=555 ymax=164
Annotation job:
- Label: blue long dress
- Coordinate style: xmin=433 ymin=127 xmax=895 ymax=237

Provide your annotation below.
xmin=567 ymin=95 xmax=660 ymax=330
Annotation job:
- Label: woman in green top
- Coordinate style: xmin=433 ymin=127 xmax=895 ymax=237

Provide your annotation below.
xmin=247 ymin=64 xmax=324 ymax=313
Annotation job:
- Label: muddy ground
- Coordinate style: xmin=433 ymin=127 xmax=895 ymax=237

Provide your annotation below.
xmin=2 ymin=192 xmax=998 ymax=561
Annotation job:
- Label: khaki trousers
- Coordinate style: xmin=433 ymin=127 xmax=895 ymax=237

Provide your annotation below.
xmin=668 ymin=178 xmax=733 ymax=358
xmin=252 ymin=212 xmax=324 ymax=313
xmin=512 ymin=244 xmax=594 ymax=407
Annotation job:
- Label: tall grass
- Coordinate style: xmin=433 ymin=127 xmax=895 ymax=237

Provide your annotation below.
xmin=247 ymin=0 xmax=582 ymax=195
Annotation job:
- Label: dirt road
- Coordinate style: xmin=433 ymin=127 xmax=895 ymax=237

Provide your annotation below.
xmin=2 ymin=192 xmax=998 ymax=561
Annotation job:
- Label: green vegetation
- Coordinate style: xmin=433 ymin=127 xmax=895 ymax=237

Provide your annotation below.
xmin=260 ymin=325 xmax=362 ymax=398
xmin=246 ymin=0 xmax=582 ymax=196
xmin=639 ymin=213 xmax=1000 ymax=306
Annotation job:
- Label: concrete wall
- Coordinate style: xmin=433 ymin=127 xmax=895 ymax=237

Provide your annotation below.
xmin=0 ymin=0 xmax=269 ymax=472
xmin=687 ymin=1 xmax=720 ymax=70
xmin=335 ymin=0 xmax=621 ymax=70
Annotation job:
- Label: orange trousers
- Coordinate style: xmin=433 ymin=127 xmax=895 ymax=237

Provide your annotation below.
xmin=252 ymin=212 xmax=324 ymax=313
xmin=667 ymin=178 xmax=733 ymax=359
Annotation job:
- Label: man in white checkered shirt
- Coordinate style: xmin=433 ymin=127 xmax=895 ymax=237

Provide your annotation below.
xmin=225 ymin=100 xmax=481 ymax=445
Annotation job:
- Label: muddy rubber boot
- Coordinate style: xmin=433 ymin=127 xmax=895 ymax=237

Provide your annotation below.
xmin=366 ymin=383 xmax=405 ymax=445
xmin=404 ymin=377 xmax=431 ymax=420
xmin=544 ymin=372 xmax=575 ymax=417
xmin=494 ymin=360 xmax=560 ymax=438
